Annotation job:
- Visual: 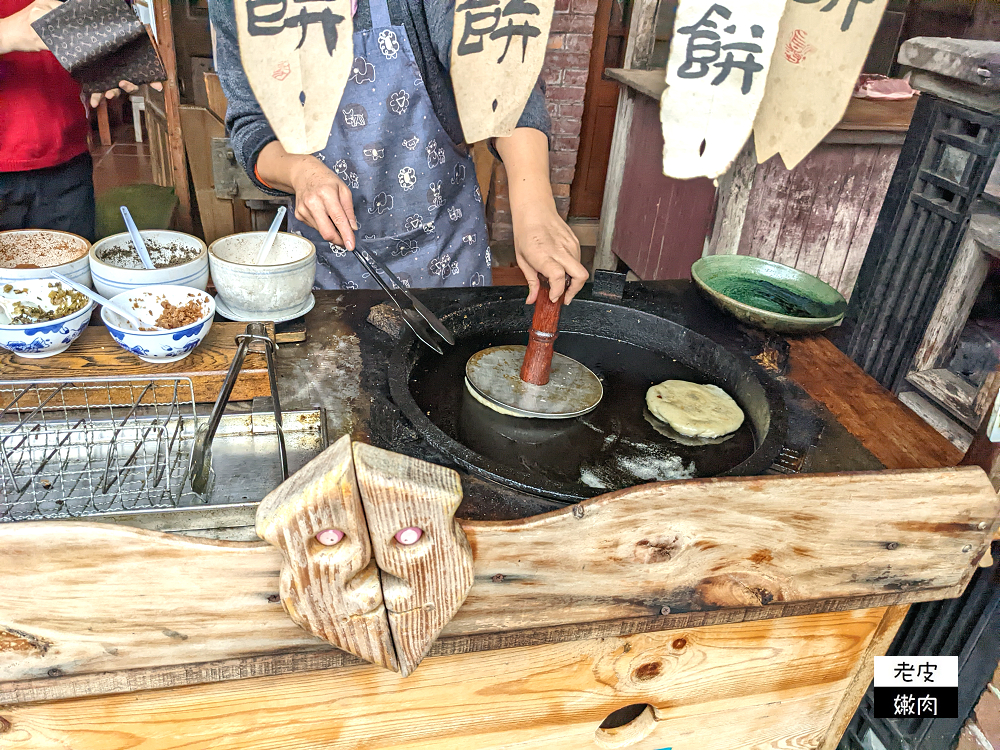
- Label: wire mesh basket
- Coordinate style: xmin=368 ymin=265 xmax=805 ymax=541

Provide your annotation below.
xmin=0 ymin=377 xmax=198 ymax=522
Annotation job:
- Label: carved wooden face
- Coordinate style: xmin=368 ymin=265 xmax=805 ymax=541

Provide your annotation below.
xmin=353 ymin=443 xmax=474 ymax=676
xmin=257 ymin=436 xmax=398 ymax=671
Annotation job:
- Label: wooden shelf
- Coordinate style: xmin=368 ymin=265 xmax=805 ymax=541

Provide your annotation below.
xmin=605 ymin=67 xmax=666 ymax=101
xmin=605 ymin=68 xmax=916 ymax=145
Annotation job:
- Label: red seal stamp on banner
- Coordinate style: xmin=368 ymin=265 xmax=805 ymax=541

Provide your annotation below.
xmin=784 ymin=29 xmax=815 ymax=65
xmin=272 ymin=61 xmax=291 ymax=81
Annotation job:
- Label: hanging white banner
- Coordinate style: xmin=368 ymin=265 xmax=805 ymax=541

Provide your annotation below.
xmin=753 ymin=0 xmax=890 ymax=169
xmin=234 ymin=0 xmax=353 ymax=155
xmin=660 ymin=0 xmax=787 ymax=180
xmin=450 ymin=0 xmax=556 ymax=144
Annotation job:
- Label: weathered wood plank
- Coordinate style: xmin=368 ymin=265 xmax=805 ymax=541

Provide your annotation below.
xmin=906 ymin=369 xmax=980 ymax=429
xmin=0 ymin=609 xmax=889 ymax=750
xmin=706 ymin=137 xmax=757 ymax=256
xmin=789 ymin=147 xmax=857 ymax=277
xmin=353 ymin=443 xmax=473 ymax=677
xmin=815 ymin=146 xmax=879 ymax=295
xmin=911 ymin=230 xmax=991 ymax=372
xmin=898 ymin=391 xmax=973 ymax=453
xmin=255 ymin=435 xmax=398 ymax=672
xmin=0 ymin=467 xmax=994 ymax=690
xmin=738 ymin=155 xmax=793 ymax=260
xmin=898 ymin=38 xmax=1000 ymax=91
xmin=836 ymin=144 xmax=899 ymax=298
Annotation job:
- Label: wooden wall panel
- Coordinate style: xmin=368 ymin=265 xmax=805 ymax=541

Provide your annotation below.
xmin=0 ymin=609 xmax=889 ymax=750
xmin=737 ymin=144 xmax=900 ymax=298
xmin=610 ymin=95 xmax=716 ymax=280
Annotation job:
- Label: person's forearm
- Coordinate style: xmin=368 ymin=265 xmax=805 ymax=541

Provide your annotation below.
xmin=0 ymin=18 xmax=14 ymax=55
xmin=493 ymin=128 xmax=556 ymax=218
xmin=255 ymin=141 xmax=310 ymax=194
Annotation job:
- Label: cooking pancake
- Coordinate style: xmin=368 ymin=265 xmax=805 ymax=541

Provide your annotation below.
xmin=646 ymin=380 xmax=745 ymax=438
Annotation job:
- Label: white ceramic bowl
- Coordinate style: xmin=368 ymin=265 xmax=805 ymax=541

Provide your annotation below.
xmin=90 ymin=231 xmax=209 ymax=298
xmin=101 ymin=286 xmax=215 ymax=364
xmin=0 ymin=279 xmax=94 ymax=358
xmin=209 ymin=232 xmax=316 ymax=320
xmin=0 ymin=229 xmax=92 ymax=288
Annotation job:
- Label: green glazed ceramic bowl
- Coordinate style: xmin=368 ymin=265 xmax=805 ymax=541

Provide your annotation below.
xmin=691 ymin=255 xmax=848 ymax=334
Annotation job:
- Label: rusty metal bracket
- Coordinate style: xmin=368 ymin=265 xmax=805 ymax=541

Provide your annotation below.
xmin=211 ymin=137 xmax=281 ymax=202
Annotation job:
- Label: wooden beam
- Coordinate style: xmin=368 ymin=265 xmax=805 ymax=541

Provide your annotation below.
xmin=593 ymin=0 xmax=660 ymax=274
xmin=604 ymin=67 xmax=666 ymax=101
xmin=911 ymin=228 xmax=991 ymax=373
xmin=0 ymin=608 xmax=891 ymax=750
xmin=152 ymin=0 xmax=192 ymax=231
xmin=706 ymin=136 xmax=757 ymax=256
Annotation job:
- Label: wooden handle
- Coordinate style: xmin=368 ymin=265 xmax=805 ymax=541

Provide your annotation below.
xmin=520 ymin=276 xmax=565 ymax=386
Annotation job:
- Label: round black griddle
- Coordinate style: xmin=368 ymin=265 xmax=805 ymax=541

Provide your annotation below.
xmin=389 ymin=297 xmax=788 ymax=504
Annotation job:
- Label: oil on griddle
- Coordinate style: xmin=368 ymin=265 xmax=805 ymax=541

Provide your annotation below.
xmin=410 ymin=331 xmax=757 ymax=494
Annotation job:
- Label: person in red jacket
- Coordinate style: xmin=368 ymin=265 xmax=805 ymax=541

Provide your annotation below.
xmin=0 ymin=0 xmax=158 ymax=242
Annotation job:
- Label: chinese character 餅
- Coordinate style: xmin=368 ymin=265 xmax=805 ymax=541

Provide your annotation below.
xmin=675 ymin=4 xmax=765 ymax=96
xmin=456 ymin=0 xmax=542 ymax=63
xmin=246 ymin=0 xmax=346 ymax=55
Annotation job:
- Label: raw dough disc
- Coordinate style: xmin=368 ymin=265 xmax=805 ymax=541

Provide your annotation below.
xmin=645 ymin=380 xmax=745 ymax=438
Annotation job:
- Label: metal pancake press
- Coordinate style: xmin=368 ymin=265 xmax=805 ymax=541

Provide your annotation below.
xmin=464 ymin=345 xmax=603 ymax=419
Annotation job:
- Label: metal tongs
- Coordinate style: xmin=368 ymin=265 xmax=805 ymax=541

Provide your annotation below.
xmin=189 ymin=322 xmax=288 ymax=495
xmin=351 ymin=250 xmax=455 ymax=354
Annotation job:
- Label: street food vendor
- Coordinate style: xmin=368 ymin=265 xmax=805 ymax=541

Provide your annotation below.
xmin=0 ymin=0 xmax=159 ymax=242
xmin=209 ymin=0 xmax=588 ymax=304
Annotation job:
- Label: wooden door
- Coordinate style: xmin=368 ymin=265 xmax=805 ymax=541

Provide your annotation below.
xmin=569 ymin=0 xmax=627 ymax=218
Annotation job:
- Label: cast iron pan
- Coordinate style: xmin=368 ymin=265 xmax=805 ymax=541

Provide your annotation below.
xmin=389 ymin=296 xmax=788 ymax=504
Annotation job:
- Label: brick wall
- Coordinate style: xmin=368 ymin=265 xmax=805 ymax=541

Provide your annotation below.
xmin=487 ymin=0 xmax=598 ymax=243
xmin=956 ymin=661 xmax=1000 ymax=750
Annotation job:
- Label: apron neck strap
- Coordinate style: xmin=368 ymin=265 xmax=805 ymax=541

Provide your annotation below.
xmin=369 ymin=0 xmax=391 ymax=28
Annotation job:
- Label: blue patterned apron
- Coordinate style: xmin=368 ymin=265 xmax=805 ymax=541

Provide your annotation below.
xmin=287 ymin=0 xmax=491 ymax=291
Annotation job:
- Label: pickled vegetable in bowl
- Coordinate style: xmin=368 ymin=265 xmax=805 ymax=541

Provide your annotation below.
xmin=1 ymin=282 xmax=89 ymax=325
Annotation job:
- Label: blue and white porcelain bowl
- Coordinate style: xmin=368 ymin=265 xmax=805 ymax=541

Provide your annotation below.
xmin=90 ymin=231 xmax=209 ymax=299
xmin=101 ymin=286 xmax=215 ymax=364
xmin=0 ymin=280 xmax=94 ymax=359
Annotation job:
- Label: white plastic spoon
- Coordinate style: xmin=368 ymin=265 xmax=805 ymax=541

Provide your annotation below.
xmin=120 ymin=206 xmax=156 ymax=270
xmin=50 ymin=272 xmax=163 ymax=331
xmin=255 ymin=206 xmax=287 ymax=265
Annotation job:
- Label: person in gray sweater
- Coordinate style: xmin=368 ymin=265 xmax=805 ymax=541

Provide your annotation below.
xmin=209 ymin=0 xmax=587 ymax=300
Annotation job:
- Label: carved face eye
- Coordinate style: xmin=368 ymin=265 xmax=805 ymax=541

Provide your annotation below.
xmin=394 ymin=527 xmax=423 ymax=546
xmin=316 ymin=529 xmax=345 ymax=546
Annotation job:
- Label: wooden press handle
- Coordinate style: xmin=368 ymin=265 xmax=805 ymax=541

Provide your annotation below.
xmin=520 ymin=276 xmax=564 ymax=386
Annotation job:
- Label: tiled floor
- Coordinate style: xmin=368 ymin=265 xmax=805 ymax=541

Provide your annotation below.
xmin=89 ymin=122 xmax=154 ymax=196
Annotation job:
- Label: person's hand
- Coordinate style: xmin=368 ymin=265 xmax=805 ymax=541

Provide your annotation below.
xmin=287 ymin=155 xmax=358 ymax=250
xmin=0 ymin=0 xmax=59 ymax=55
xmin=88 ymin=80 xmax=163 ymax=109
xmin=513 ymin=204 xmax=588 ymax=305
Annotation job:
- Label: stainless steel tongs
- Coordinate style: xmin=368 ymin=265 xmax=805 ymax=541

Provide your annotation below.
xmin=351 ymin=249 xmax=455 ymax=354
xmin=189 ymin=322 xmax=288 ymax=495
